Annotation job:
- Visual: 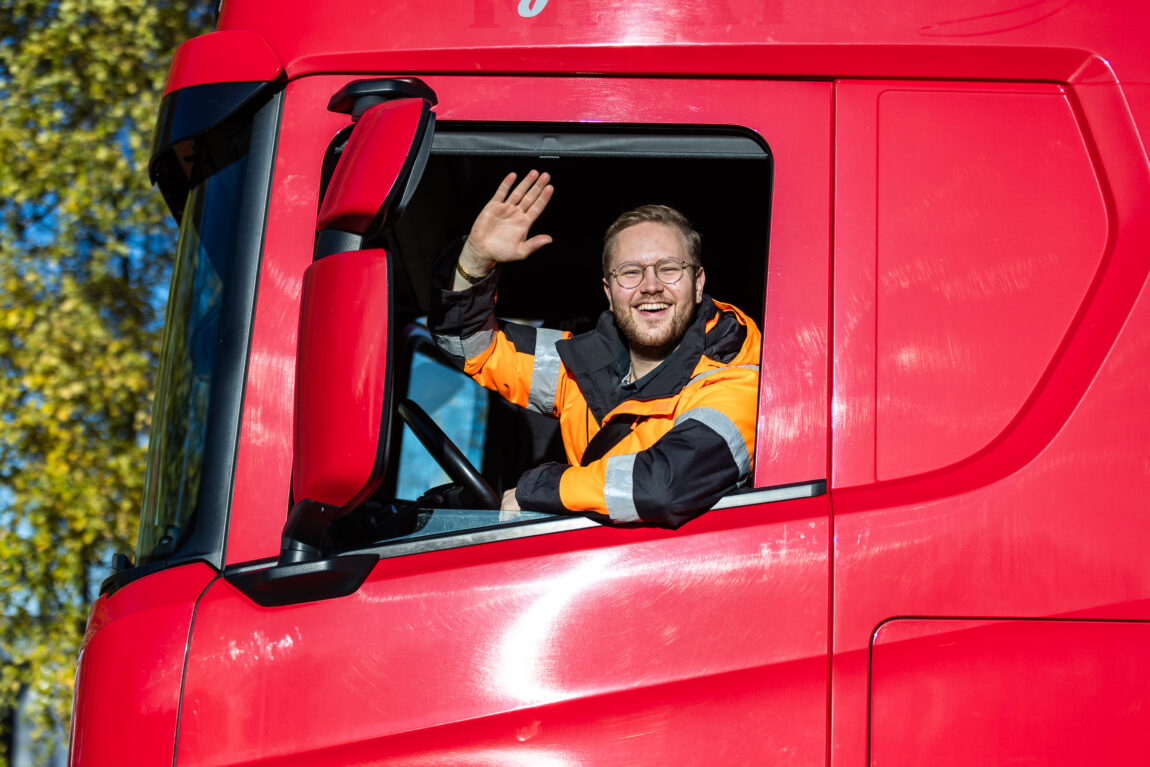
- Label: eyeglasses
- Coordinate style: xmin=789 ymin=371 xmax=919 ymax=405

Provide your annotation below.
xmin=608 ymin=258 xmax=697 ymax=289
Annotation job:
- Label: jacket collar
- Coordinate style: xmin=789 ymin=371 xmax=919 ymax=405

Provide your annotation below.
xmin=557 ymin=294 xmax=725 ymax=422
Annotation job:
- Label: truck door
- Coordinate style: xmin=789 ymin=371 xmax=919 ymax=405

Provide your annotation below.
xmin=174 ymin=75 xmax=834 ymax=766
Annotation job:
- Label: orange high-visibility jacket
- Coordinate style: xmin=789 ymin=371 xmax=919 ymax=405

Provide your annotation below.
xmin=430 ymin=270 xmax=761 ymax=527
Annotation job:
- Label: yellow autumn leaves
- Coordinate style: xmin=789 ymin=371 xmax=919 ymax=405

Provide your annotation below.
xmin=0 ymin=1 xmax=214 ymax=762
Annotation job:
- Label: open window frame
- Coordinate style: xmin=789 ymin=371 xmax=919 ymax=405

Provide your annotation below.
xmin=323 ymin=120 xmax=799 ymax=556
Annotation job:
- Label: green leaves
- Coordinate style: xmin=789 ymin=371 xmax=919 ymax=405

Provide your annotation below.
xmin=0 ymin=1 xmax=214 ymax=762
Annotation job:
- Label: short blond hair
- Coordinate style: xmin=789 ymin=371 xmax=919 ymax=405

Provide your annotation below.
xmin=602 ymin=204 xmax=702 ymax=275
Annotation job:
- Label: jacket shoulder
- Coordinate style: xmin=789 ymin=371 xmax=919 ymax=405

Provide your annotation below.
xmin=703 ymin=299 xmax=761 ymax=367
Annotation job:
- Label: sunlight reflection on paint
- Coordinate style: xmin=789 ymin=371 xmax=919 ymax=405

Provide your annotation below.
xmin=402 ymin=746 xmax=574 ymax=767
xmin=494 ymin=550 xmax=619 ymax=704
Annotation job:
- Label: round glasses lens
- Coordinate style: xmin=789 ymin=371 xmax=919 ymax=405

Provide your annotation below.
xmin=616 ymin=266 xmax=644 ymax=288
xmin=656 ymin=261 xmax=685 ymax=284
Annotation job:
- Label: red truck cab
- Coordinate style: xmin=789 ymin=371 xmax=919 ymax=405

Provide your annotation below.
xmin=70 ymin=1 xmax=1150 ymax=764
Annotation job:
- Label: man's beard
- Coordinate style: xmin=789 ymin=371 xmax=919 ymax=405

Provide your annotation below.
xmin=615 ymin=297 xmax=698 ymax=362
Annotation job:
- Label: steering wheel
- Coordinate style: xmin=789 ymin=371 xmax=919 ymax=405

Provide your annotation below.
xmin=397 ymin=399 xmax=500 ymax=509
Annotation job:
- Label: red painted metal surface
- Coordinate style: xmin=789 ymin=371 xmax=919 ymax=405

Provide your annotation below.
xmin=832 ymin=68 xmax=1150 ymax=506
xmin=211 ymin=0 xmax=1149 ymax=91
xmin=293 ymin=249 xmax=391 ymax=506
xmin=830 ymin=74 xmax=1150 ymax=766
xmin=833 ymin=80 xmax=1111 ymax=488
xmin=870 ymin=619 xmax=1150 ymax=765
xmin=179 ymin=496 xmax=830 ymax=766
xmin=873 ymin=85 xmax=1106 ymax=480
xmin=163 ymin=29 xmax=282 ymax=96
xmin=68 ymin=564 xmax=216 ymax=766
xmin=224 ymin=76 xmax=349 ymax=566
xmin=315 ymin=98 xmax=428 ymax=235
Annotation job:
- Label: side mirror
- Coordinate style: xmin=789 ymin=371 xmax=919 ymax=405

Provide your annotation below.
xmin=286 ymin=81 xmax=436 ymax=562
xmin=231 ymin=81 xmax=436 ymax=607
xmin=282 ymin=247 xmax=394 ymax=563
xmin=285 ymin=81 xmax=432 ymax=558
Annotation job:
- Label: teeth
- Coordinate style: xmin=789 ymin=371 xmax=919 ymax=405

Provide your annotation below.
xmin=638 ymin=303 xmax=670 ymax=311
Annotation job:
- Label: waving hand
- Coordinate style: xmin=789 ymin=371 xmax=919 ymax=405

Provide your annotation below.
xmin=455 ymin=170 xmax=554 ymax=287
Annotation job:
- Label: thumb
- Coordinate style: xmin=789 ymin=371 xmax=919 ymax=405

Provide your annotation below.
xmin=521 ymin=234 xmax=554 ymax=257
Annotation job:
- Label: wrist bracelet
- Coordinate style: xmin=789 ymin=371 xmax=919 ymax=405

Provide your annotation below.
xmin=456 ymin=259 xmax=488 ymax=285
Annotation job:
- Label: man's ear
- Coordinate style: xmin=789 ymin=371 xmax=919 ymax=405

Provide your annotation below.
xmin=603 ymin=277 xmax=615 ymax=311
xmin=694 ymin=266 xmax=706 ymax=303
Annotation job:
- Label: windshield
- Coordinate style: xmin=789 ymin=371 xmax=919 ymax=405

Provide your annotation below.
xmin=136 ymin=149 xmax=251 ymax=564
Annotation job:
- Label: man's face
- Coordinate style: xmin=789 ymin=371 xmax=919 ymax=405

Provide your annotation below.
xmin=602 ymin=221 xmax=705 ymax=360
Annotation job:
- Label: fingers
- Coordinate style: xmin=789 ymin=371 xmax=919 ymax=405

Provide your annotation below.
xmin=472 ymin=170 xmax=554 ymax=265
xmin=526 ymin=182 xmax=553 ymax=220
xmin=491 ymin=172 xmax=518 ymax=203
xmin=503 ymin=169 xmax=552 ymax=208
xmin=507 ymin=170 xmax=541 ymax=204
xmin=499 ymin=488 xmax=521 ymax=521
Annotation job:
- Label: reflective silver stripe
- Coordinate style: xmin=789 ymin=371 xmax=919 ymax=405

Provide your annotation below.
xmin=677 ymin=406 xmax=751 ymax=480
xmin=527 ymin=328 xmax=565 ymax=415
xmin=603 ymin=453 xmax=640 ymax=523
xmin=432 ymin=314 xmax=497 ymax=362
xmin=687 ymin=364 xmax=760 ymax=388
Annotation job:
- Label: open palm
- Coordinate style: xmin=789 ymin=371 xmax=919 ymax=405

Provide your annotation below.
xmin=461 ymin=170 xmax=554 ymax=270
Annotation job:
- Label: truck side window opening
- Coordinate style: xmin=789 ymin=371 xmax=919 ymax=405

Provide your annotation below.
xmin=327 ymin=124 xmax=771 ymax=550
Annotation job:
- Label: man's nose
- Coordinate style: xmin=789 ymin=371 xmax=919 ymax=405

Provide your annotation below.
xmin=638 ymin=264 xmax=663 ymax=292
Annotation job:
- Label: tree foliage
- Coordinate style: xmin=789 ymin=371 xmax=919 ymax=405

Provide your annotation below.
xmin=0 ymin=0 xmax=214 ymax=761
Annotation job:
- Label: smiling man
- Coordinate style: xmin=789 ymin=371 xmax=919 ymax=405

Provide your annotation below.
xmin=430 ymin=170 xmax=761 ymax=527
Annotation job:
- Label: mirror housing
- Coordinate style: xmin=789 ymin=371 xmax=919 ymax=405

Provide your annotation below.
xmin=291 ymin=248 xmax=393 ymax=514
xmin=316 ymin=81 xmax=437 ymax=256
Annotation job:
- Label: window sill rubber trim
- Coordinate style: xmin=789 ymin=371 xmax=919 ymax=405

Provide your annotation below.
xmin=363 ymin=478 xmax=824 ymax=562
